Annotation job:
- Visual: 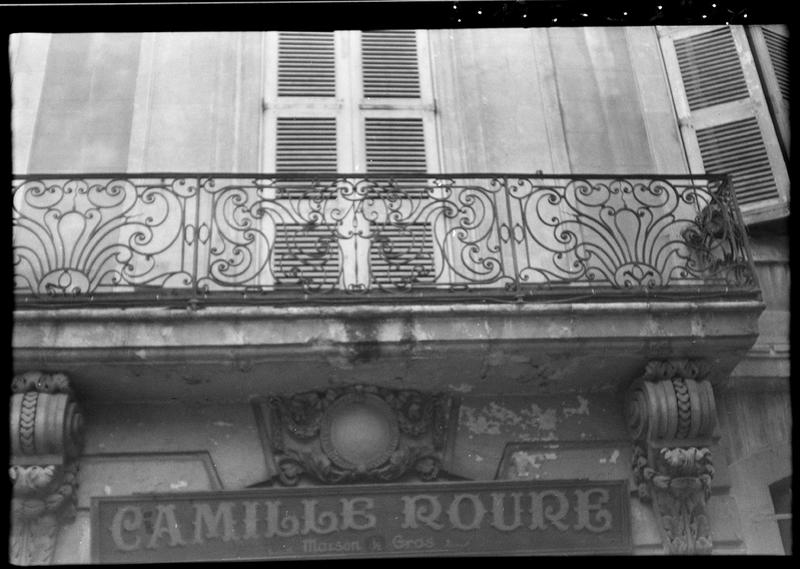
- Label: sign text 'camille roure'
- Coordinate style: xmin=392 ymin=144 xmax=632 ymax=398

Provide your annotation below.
xmin=92 ymin=480 xmax=631 ymax=561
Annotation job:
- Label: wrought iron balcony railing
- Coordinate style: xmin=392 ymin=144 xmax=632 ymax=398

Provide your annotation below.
xmin=12 ymin=173 xmax=758 ymax=307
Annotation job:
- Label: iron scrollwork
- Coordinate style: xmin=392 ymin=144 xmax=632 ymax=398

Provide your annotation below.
xmin=13 ymin=174 xmax=758 ymax=305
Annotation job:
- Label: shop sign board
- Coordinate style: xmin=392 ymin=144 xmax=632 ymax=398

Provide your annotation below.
xmin=92 ymin=479 xmax=631 ymax=562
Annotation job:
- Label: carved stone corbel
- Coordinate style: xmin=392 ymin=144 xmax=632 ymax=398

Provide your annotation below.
xmin=10 ymin=371 xmax=84 ymax=565
xmin=257 ymin=385 xmax=456 ymax=486
xmin=625 ymin=360 xmax=717 ymax=555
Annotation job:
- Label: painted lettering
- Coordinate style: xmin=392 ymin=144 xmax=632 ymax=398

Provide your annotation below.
xmin=192 ymin=501 xmax=238 ymax=544
xmin=242 ymin=501 xmax=259 ymax=540
xmin=401 ymin=495 xmax=444 ymax=530
xmin=264 ymin=500 xmax=300 ymax=538
xmin=573 ymin=488 xmax=612 ymax=533
xmin=392 ymin=534 xmax=435 ymax=550
xmin=340 ymin=497 xmax=376 ymax=531
xmin=146 ymin=505 xmax=186 ymax=549
xmin=490 ymin=492 xmax=523 ymax=531
xmin=111 ymin=505 xmax=143 ymax=552
xmin=302 ymin=538 xmax=361 ymax=553
xmin=447 ymin=493 xmax=487 ymax=530
xmin=529 ymin=490 xmax=569 ymax=531
xmin=301 ymin=499 xmax=338 ymax=535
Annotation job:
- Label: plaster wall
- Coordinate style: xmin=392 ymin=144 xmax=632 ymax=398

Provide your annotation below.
xmin=721 ymin=229 xmax=791 ymax=554
xmin=14 ymin=29 xmax=687 ymax=176
xmin=53 ymin=392 xmax=748 ymax=562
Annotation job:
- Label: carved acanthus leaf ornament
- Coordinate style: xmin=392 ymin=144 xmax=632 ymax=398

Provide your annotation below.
xmin=10 ymin=371 xmax=84 ymax=565
xmin=625 ymin=360 xmax=717 ymax=555
xmin=262 ymin=385 xmax=454 ymax=486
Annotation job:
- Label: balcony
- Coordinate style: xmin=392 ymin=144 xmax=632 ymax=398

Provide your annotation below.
xmin=12 ymin=173 xmax=763 ymax=400
xmin=13 ymin=173 xmax=758 ymax=306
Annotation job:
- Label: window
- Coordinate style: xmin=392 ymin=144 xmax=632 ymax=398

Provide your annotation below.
xmin=658 ymin=26 xmax=790 ymax=224
xmin=261 ymin=30 xmax=438 ymax=173
xmin=261 ymin=30 xmax=439 ymax=290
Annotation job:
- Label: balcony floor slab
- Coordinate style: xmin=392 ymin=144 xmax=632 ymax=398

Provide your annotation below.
xmin=13 ymin=300 xmax=764 ymax=402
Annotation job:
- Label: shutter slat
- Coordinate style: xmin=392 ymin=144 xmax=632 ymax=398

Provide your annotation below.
xmin=362 ymin=30 xmax=421 ymax=98
xmin=370 ymin=223 xmax=435 ymax=285
xmin=276 ymin=117 xmax=337 ymax=173
xmin=365 ymin=118 xmax=427 ymax=173
xmin=762 ymin=28 xmax=790 ymax=101
xmin=278 ymin=31 xmax=336 ymax=97
xmin=697 ymin=117 xmax=780 ymax=205
xmin=273 ymin=224 xmax=340 ymax=285
xmin=675 ymin=27 xmax=750 ymax=111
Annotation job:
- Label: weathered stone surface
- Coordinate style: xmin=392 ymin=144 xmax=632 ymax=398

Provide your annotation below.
xmin=13 ymin=301 xmax=763 ymax=402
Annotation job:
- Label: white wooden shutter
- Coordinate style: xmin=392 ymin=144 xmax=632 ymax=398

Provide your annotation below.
xmin=747 ymin=25 xmax=789 ymax=157
xmin=364 ymin=117 xmax=427 ymax=172
xmin=361 ymin=30 xmax=422 ymax=98
xmin=275 ymin=117 xmax=337 ymax=172
xmin=354 ymin=30 xmax=439 ymax=174
xmin=277 ymin=31 xmax=336 ymax=97
xmin=659 ymin=26 xmax=789 ymax=223
xmin=262 ymin=31 xmax=353 ymax=173
xmin=369 ymin=223 xmax=435 ymax=285
xmin=273 ymin=224 xmax=339 ymax=286
xmin=356 ymin=30 xmax=438 ymax=287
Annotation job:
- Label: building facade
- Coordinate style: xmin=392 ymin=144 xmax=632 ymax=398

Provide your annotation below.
xmin=10 ymin=26 xmax=790 ymax=561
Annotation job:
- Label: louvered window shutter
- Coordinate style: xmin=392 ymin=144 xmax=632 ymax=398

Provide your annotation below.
xmin=362 ymin=30 xmax=422 ymax=98
xmin=356 ymin=30 xmax=438 ymax=174
xmin=264 ymin=32 xmax=344 ymax=286
xmin=277 ymin=32 xmax=336 ymax=97
xmin=748 ymin=25 xmax=789 ymax=158
xmin=357 ymin=30 xmax=438 ymax=286
xmin=659 ymin=26 xmax=789 ymax=224
xmin=263 ymin=31 xmax=347 ymax=173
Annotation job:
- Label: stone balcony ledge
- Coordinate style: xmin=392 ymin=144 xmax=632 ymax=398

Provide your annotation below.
xmin=13 ymin=299 xmax=764 ymax=402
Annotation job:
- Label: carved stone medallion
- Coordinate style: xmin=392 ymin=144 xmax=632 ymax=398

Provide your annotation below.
xmin=320 ymin=392 xmax=400 ymax=471
xmin=255 ymin=385 xmax=456 ymax=486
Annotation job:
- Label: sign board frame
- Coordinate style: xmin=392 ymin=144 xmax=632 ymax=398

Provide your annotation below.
xmin=92 ymin=479 xmax=632 ymax=562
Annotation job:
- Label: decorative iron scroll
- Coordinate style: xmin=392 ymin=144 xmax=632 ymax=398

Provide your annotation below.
xmin=625 ymin=360 xmax=717 ymax=555
xmin=258 ymin=385 xmax=455 ymax=486
xmin=13 ymin=174 xmax=758 ymax=306
xmin=10 ymin=371 xmax=85 ymax=565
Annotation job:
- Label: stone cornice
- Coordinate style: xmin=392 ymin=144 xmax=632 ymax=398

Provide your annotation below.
xmin=13 ymin=299 xmax=766 ymax=322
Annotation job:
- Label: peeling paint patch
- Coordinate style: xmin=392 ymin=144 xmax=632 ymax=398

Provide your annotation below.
xmin=599 ymin=449 xmax=621 ymax=465
xmin=563 ymin=395 xmax=590 ymax=418
xmin=212 ymin=421 xmax=235 ymax=427
xmin=134 ymin=349 xmax=147 ymax=360
xmin=448 ymin=383 xmax=473 ymax=393
xmin=170 ymin=480 xmax=188 ymax=490
xmin=462 ymin=401 xmax=562 ymax=439
xmin=511 ymin=451 xmax=558 ymax=477
xmin=461 ymin=406 xmax=501 ymax=435
xmin=103 ymin=485 xmax=112 ymax=496
xmin=473 ymin=454 xmax=484 ymax=463
xmin=520 ymin=404 xmax=558 ymax=431
xmin=486 ymin=402 xmax=524 ymax=426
